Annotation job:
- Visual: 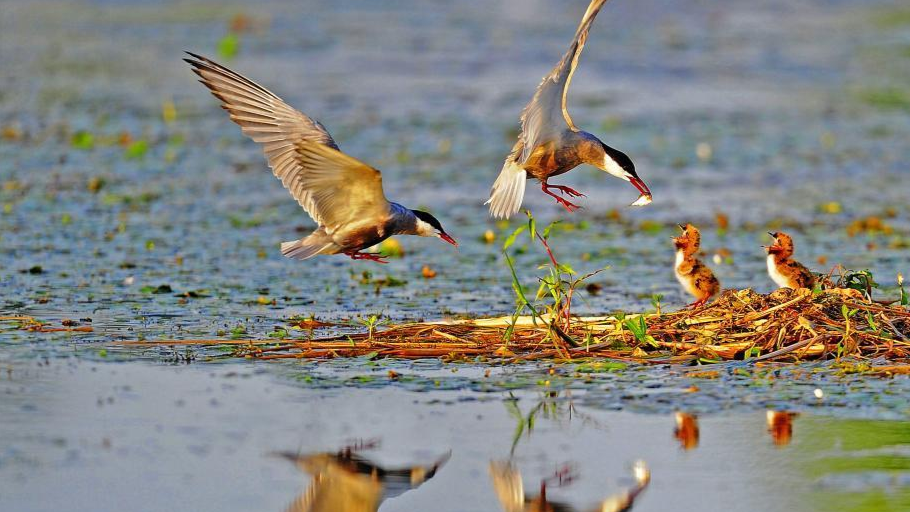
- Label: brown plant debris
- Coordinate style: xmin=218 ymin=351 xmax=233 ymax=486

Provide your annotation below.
xmin=116 ymin=288 xmax=910 ymax=365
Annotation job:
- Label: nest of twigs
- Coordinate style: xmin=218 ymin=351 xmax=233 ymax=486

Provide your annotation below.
xmin=209 ymin=287 xmax=908 ymax=365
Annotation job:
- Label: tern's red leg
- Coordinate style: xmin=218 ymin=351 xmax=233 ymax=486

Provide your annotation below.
xmin=345 ymin=251 xmax=388 ymax=264
xmin=542 ymin=463 xmax=578 ymax=489
xmin=540 ymin=181 xmax=581 ymax=212
xmin=340 ymin=438 xmax=381 ymax=456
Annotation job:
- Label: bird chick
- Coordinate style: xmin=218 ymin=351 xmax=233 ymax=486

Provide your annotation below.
xmin=766 ymin=410 xmax=798 ymax=447
xmin=674 ymin=412 xmax=699 ymax=451
xmin=673 ymin=224 xmax=720 ymax=308
xmin=766 ymin=232 xmax=815 ymax=289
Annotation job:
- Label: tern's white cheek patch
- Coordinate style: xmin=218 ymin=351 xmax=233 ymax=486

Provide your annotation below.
xmin=603 ymin=157 xmax=629 ymax=180
xmin=415 ymin=219 xmax=436 ymax=237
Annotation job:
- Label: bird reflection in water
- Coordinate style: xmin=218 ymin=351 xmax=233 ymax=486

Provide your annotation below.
xmin=489 ymin=460 xmax=650 ymax=512
xmin=673 ymin=412 xmax=699 ymax=451
xmin=274 ymin=440 xmax=450 ymax=512
xmin=766 ymin=411 xmax=798 ymax=446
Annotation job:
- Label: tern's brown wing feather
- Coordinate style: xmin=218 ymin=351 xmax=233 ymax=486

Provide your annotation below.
xmin=517 ymin=0 xmax=609 ymax=163
xmin=185 ymin=52 xmax=338 ymax=225
xmin=293 ymin=140 xmax=390 ymax=233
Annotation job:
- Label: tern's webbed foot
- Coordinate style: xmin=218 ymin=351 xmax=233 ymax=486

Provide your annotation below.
xmin=554 ymin=197 xmax=581 ymax=213
xmin=541 ymin=182 xmax=583 ymax=212
xmin=548 ymin=184 xmax=586 ymax=198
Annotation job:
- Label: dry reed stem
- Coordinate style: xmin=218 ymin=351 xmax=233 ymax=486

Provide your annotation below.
xmin=98 ymin=287 xmax=909 ymax=365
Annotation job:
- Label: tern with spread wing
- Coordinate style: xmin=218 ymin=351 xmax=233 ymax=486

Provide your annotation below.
xmin=185 ymin=53 xmax=457 ymax=264
xmin=487 ymin=0 xmax=651 ymax=219
xmin=489 ymin=460 xmax=650 ymax=512
xmin=274 ymin=445 xmax=449 ymax=512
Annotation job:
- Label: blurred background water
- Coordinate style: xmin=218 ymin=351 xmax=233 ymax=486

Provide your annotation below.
xmin=0 ymin=1 xmax=909 ymax=510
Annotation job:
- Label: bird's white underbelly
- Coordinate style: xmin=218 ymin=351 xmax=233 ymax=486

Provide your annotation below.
xmin=767 ymin=255 xmax=791 ymax=288
xmin=675 ymin=251 xmax=699 ymax=297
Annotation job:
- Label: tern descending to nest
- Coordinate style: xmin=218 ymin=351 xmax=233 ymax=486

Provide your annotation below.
xmin=489 ymin=459 xmax=650 ymax=512
xmin=185 ymin=53 xmax=456 ymax=264
xmin=487 ymin=0 xmax=652 ymax=219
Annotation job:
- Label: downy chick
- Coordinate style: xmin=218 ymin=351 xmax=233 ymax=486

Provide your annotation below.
xmin=673 ymin=224 xmax=720 ymax=308
xmin=766 ymin=232 xmax=815 ymax=290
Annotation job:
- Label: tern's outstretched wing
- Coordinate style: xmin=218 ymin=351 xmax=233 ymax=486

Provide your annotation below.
xmin=517 ymin=0 xmax=609 ymax=163
xmin=185 ymin=52 xmax=339 ymax=225
xmin=488 ymin=461 xmax=525 ymax=512
xmin=293 ymin=140 xmax=390 ymax=233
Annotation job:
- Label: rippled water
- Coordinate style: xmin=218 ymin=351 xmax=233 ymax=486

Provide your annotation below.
xmin=2 ymin=361 xmax=909 ymax=512
xmin=1 ymin=1 xmax=909 ymax=510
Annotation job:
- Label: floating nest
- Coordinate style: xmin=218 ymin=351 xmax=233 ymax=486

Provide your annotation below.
xmin=209 ymin=287 xmax=909 ymax=365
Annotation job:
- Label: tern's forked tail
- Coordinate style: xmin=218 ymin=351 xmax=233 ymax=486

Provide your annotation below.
xmin=486 ymin=159 xmax=527 ymax=219
xmin=280 ymin=229 xmax=338 ymax=260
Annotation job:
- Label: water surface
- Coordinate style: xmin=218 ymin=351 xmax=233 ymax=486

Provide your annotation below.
xmin=1 ymin=1 xmax=909 ymax=510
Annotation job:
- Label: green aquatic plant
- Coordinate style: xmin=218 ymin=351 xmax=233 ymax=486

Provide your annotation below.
xmin=650 ymin=293 xmax=664 ymax=315
xmin=357 ymin=314 xmax=387 ymax=340
xmin=504 ymin=394 xmax=543 ymax=455
xmin=841 ymin=269 xmax=879 ymax=300
xmin=899 ymin=273 xmax=907 ymax=307
xmin=124 ymin=140 xmax=148 ymax=159
xmin=71 ymin=130 xmax=94 ymax=149
xmin=502 ymin=249 xmax=544 ymax=343
xmin=139 ymin=284 xmax=173 ymax=294
xmin=217 ymin=32 xmax=240 ymax=59
xmin=622 ymin=315 xmax=659 ymax=348
xmin=856 ymin=87 xmax=910 ymax=112
xmin=501 ymin=212 xmax=608 ymax=344
xmin=355 ymin=270 xmax=407 ymax=293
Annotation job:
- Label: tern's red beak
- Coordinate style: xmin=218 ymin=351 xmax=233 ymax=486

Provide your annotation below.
xmin=439 ymin=233 xmax=458 ymax=247
xmin=630 ymin=176 xmax=652 ymax=198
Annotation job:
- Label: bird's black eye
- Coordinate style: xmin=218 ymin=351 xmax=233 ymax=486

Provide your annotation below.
xmin=412 ymin=210 xmax=443 ymax=231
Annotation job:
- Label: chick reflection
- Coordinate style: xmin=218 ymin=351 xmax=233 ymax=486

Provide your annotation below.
xmin=274 ymin=443 xmax=449 ymax=512
xmin=673 ymin=412 xmax=699 ymax=451
xmin=489 ymin=460 xmax=650 ymax=512
xmin=766 ymin=411 xmax=798 ymax=446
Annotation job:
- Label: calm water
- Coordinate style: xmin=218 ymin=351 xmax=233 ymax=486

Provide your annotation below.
xmin=1 ymin=0 xmax=909 ymax=510
xmin=1 ymin=361 xmax=909 ymax=512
